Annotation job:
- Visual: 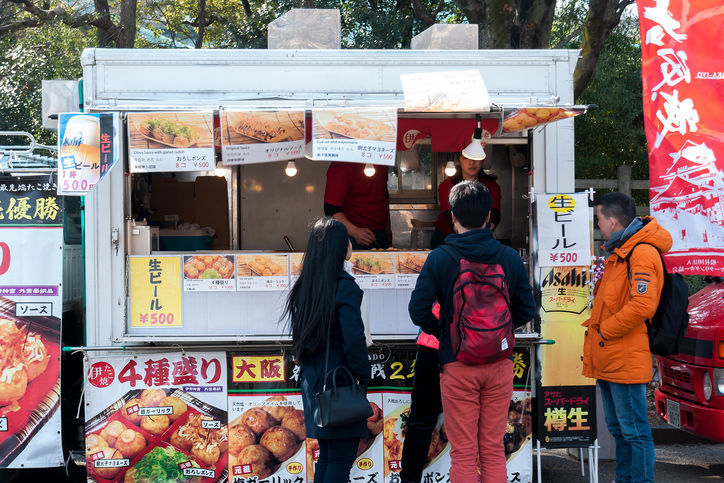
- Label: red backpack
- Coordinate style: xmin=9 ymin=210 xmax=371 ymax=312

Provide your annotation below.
xmin=442 ymin=245 xmax=514 ymax=365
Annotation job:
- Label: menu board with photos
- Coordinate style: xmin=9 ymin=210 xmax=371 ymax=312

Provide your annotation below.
xmin=220 ymin=110 xmax=305 ymax=165
xmin=236 ymin=254 xmax=290 ymax=291
xmin=128 ymin=112 xmax=215 ymax=172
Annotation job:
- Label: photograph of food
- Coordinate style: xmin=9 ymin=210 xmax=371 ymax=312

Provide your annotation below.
xmin=129 ymin=112 xmax=213 ymax=149
xmin=85 ymin=388 xmax=227 ymax=483
xmin=289 ymin=253 xmax=304 ymax=277
xmin=350 ymin=253 xmax=395 ymax=275
xmin=314 ymin=110 xmax=396 ymax=142
xmin=396 ymin=253 xmax=428 ymax=274
xmin=228 ymin=395 xmax=305 ymax=481
xmin=183 ymin=255 xmax=235 ymax=280
xmin=237 ymin=255 xmax=288 ymax=277
xmin=355 ymin=400 xmax=384 ymax=458
xmin=222 ymin=111 xmax=305 ymax=144
xmin=502 ymin=107 xmax=575 ymax=133
xmin=0 ymin=303 xmax=61 ymax=465
xmin=504 ymin=396 xmax=533 ymax=461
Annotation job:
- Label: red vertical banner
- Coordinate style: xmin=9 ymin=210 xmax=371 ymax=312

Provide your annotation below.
xmin=637 ymin=0 xmax=724 ymax=275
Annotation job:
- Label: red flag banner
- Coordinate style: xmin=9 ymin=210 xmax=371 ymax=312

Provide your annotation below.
xmin=637 ymin=0 xmax=724 ymax=275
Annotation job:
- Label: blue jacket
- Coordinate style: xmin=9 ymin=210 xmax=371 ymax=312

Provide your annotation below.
xmin=300 ymin=271 xmax=371 ymax=439
xmin=409 ymin=228 xmax=536 ymax=365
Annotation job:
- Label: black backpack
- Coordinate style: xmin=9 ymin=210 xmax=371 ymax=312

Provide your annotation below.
xmin=625 ymin=243 xmax=689 ymax=356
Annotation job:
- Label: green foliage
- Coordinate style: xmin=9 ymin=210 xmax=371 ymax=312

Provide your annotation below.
xmin=0 ymin=23 xmax=92 ymax=146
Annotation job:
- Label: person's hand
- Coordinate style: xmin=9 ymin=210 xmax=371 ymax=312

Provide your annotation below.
xmin=350 ymin=226 xmax=376 ymax=247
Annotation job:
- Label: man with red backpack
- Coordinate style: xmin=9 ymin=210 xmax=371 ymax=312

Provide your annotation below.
xmin=409 ymin=180 xmax=536 ymax=482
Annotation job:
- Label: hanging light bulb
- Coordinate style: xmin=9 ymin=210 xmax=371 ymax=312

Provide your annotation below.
xmin=444 ymin=161 xmax=457 ymax=177
xmin=285 ymin=160 xmax=298 ymax=177
xmin=462 ymin=113 xmax=487 ymax=161
xmin=364 ymin=164 xmax=376 ymax=177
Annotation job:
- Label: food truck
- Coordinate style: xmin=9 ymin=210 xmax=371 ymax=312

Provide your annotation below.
xmin=41 ymin=41 xmax=598 ymax=483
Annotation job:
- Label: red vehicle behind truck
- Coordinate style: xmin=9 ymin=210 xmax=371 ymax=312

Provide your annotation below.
xmin=655 ymin=280 xmax=724 ymax=442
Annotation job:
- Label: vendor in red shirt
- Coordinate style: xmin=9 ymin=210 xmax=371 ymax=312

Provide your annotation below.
xmin=324 ymin=161 xmax=392 ymax=250
xmin=431 ymin=153 xmax=501 ymax=248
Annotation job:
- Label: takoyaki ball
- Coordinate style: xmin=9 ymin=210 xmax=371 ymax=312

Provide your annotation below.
xmin=94 ymin=448 xmax=124 ymax=479
xmin=262 ymin=395 xmax=294 ymax=422
xmin=99 ymin=420 xmax=127 ymax=447
xmin=184 ymin=262 xmax=199 ymax=279
xmin=141 ymin=414 xmax=170 ymax=435
xmin=22 ymin=334 xmax=49 ymax=382
xmin=367 ymin=401 xmax=383 ymax=436
xmin=281 ymin=409 xmax=305 ymax=441
xmin=215 ymin=425 xmax=229 ymax=454
xmin=260 ymin=426 xmax=298 ymax=462
xmin=115 ymin=429 xmax=146 ymax=459
xmin=229 ymin=424 xmax=257 ymax=456
xmin=241 ymin=407 xmax=276 ymax=436
xmin=161 ymin=396 xmax=187 ymax=422
xmin=236 ymin=444 xmax=273 ymax=480
xmin=85 ymin=434 xmax=108 ymax=453
xmin=192 ymin=440 xmax=221 ymax=466
xmin=139 ymin=388 xmax=166 ymax=407
xmin=121 ymin=398 xmax=143 ymax=425
xmin=0 ymin=364 xmax=28 ymax=406
xmin=169 ymin=425 xmax=197 ymax=451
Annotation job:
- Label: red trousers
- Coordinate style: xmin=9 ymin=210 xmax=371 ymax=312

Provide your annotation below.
xmin=440 ymin=358 xmax=513 ymax=483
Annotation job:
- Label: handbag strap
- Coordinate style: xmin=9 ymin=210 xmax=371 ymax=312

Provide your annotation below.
xmin=321 ymin=315 xmax=332 ymax=392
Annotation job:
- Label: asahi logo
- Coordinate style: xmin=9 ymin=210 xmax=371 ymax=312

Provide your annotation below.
xmin=541 ymin=268 xmax=589 ymax=288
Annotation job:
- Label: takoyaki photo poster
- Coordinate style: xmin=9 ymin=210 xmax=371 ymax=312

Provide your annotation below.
xmin=0 ymin=175 xmax=64 ymax=468
xmin=128 ymin=112 xmax=215 ymax=172
xmin=84 ymin=351 xmax=228 ymax=483
xmin=220 ymin=110 xmax=305 ymax=165
xmin=226 ymin=352 xmax=306 ymax=483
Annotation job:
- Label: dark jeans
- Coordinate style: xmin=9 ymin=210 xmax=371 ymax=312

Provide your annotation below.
xmin=400 ymin=346 xmax=443 ymax=482
xmin=599 ymin=380 xmax=655 ymax=483
xmin=315 ymin=437 xmax=360 ymax=483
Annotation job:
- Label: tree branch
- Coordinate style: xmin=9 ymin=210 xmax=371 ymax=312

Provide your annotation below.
xmin=411 ymin=0 xmax=438 ymax=26
xmin=240 ymin=0 xmax=252 ymax=17
xmin=553 ymin=23 xmax=585 ymax=48
xmin=0 ymin=16 xmax=42 ymax=36
xmin=195 ymin=0 xmax=206 ymax=48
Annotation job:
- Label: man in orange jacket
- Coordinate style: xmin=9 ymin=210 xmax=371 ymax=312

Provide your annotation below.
xmin=582 ymin=192 xmax=672 ymax=483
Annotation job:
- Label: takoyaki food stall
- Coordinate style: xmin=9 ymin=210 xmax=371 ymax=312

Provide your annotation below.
xmin=72 ymin=48 xmax=597 ymax=483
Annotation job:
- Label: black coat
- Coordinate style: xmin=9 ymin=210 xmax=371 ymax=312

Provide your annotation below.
xmin=300 ymin=271 xmax=371 ymax=439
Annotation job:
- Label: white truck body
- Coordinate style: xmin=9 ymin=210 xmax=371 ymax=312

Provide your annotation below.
xmin=81 ymin=48 xmax=578 ymax=347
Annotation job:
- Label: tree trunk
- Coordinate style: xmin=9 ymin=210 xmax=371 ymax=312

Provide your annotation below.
xmin=574 ymin=0 xmax=633 ymax=98
xmin=117 ymin=0 xmax=137 ymax=48
xmin=518 ymin=0 xmax=556 ymax=48
xmin=195 ymin=0 xmax=206 ymax=49
xmin=94 ymin=0 xmax=115 ymax=47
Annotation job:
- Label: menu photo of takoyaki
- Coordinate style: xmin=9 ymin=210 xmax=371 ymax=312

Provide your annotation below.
xmin=222 ymin=111 xmax=305 ymax=144
xmin=314 ymin=110 xmax=396 ymax=142
xmin=228 ymin=395 xmax=306 ymax=481
xmin=350 ymin=252 xmax=395 ymax=275
xmin=289 ymin=253 xmax=304 ymax=278
xmin=129 ymin=112 xmax=214 ymax=150
xmin=86 ymin=388 xmax=228 ymax=483
xmin=355 ymin=397 xmax=384 ymax=459
xmin=382 ymin=404 xmax=408 ymax=478
xmin=183 ymin=255 xmax=235 ymax=280
xmin=237 ymin=255 xmax=288 ymax=278
xmin=0 ymin=299 xmax=60 ymax=465
xmin=396 ymin=253 xmax=428 ymax=274
xmin=502 ymin=107 xmax=574 ymax=133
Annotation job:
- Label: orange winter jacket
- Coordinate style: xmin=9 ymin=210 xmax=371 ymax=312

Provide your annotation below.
xmin=582 ymin=217 xmax=673 ymax=384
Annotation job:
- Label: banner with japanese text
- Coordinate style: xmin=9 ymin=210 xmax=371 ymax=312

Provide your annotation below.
xmin=0 ymin=176 xmax=64 ymax=467
xmin=129 ymin=256 xmax=183 ymax=328
xmin=637 ymin=0 xmax=724 ymax=275
xmin=227 ymin=344 xmax=533 ymax=483
xmin=128 ymin=112 xmax=215 ymax=172
xmin=535 ymin=193 xmax=591 ymax=267
xmin=84 ymin=351 xmax=228 ymax=483
xmin=312 ymin=108 xmax=397 ymax=165
xmin=58 ymin=112 xmax=120 ymax=195
xmin=220 ymin=111 xmax=305 ymax=165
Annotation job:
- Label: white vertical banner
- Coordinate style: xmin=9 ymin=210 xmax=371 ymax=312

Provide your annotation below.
xmin=0 ymin=175 xmax=63 ymax=468
xmin=536 ymin=193 xmax=592 ymax=267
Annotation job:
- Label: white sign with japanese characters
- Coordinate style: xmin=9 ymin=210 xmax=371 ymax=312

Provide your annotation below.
xmin=312 ymin=108 xmax=398 ymax=166
xmin=536 ymin=193 xmax=592 ymax=267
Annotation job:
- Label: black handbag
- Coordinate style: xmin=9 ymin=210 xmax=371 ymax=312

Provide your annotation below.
xmin=314 ymin=319 xmax=372 ymax=428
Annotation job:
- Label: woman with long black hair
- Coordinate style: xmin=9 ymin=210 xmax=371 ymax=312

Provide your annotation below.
xmin=283 ymin=217 xmax=370 ymax=482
